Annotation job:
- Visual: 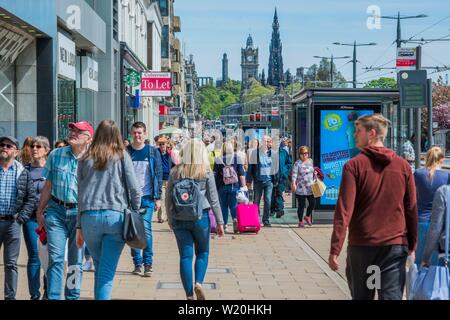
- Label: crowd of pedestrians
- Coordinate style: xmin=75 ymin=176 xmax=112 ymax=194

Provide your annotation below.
xmin=2 ymin=113 xmax=449 ymax=301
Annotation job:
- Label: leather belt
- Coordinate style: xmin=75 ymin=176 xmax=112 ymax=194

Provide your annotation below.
xmin=51 ymin=196 xmax=77 ymax=209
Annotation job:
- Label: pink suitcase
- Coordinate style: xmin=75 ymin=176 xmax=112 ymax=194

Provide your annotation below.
xmin=236 ymin=204 xmax=261 ymax=234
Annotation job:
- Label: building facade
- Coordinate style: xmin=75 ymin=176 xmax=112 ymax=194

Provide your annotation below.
xmin=184 ymin=54 xmax=198 ymax=125
xmin=0 ymin=0 xmax=107 ymax=143
xmin=0 ymin=0 xmax=165 ymax=144
xmin=241 ymin=34 xmax=259 ymax=90
xmin=119 ymin=0 xmax=162 ymax=139
xmin=158 ymin=0 xmax=185 ymax=128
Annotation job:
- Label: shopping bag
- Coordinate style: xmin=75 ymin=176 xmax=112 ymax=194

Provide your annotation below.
xmin=410 ymin=188 xmax=450 ymax=300
xmin=311 ymin=179 xmax=326 ymax=198
xmin=209 ymin=209 xmax=217 ymax=234
xmin=236 ymin=190 xmax=249 ymax=204
xmin=37 ymin=239 xmax=49 ymax=272
xmin=410 ymin=265 xmax=450 ymax=300
xmin=406 ymin=257 xmax=418 ymax=300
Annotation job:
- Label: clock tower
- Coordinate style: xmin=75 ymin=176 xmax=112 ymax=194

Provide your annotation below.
xmin=241 ymin=34 xmax=259 ymax=89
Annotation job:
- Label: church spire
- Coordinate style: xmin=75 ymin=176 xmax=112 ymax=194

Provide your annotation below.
xmin=246 ymin=34 xmax=253 ymax=48
xmin=268 ymin=8 xmax=284 ymax=87
xmin=273 ymin=7 xmax=279 ymax=29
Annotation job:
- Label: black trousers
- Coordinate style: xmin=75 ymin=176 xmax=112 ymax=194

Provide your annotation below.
xmin=346 ymin=245 xmax=408 ymax=300
xmin=296 ymin=194 xmax=316 ymax=221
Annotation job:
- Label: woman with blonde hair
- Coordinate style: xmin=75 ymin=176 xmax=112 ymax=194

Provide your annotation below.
xmin=291 ymin=146 xmax=316 ymax=227
xmin=75 ymin=120 xmax=141 ymax=299
xmin=414 ymin=146 xmax=449 ymax=266
xmin=166 ymin=139 xmax=224 ymax=300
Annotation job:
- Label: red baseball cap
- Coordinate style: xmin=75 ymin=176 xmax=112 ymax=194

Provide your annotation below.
xmin=68 ymin=121 xmax=94 ymax=137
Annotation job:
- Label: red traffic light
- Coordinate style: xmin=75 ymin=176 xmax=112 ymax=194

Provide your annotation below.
xmin=250 ymin=114 xmax=255 ymax=121
xmin=256 ymin=113 xmax=261 ymax=121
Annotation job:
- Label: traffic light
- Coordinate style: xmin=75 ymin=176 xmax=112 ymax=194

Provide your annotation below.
xmin=250 ymin=113 xmax=255 ymax=121
xmin=255 ymin=113 xmax=261 ymax=121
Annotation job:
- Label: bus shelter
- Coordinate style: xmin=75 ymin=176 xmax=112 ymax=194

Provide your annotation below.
xmin=290 ymin=88 xmax=405 ymax=221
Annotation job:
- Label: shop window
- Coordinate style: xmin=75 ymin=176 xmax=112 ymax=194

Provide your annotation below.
xmin=161 ymin=25 xmax=169 ymax=58
xmin=159 ymin=0 xmax=168 ymax=16
xmin=57 ymin=78 xmax=76 ymax=140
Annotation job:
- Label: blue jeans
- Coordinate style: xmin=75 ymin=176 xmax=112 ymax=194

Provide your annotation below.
xmin=416 ymin=221 xmax=439 ymax=266
xmin=23 ymin=217 xmax=42 ymax=299
xmin=172 ymin=210 xmax=210 ymax=297
xmin=218 ymin=185 xmax=238 ymax=226
xmin=81 ymin=210 xmax=125 ymax=300
xmin=0 ymin=220 xmax=21 ymax=300
xmin=253 ymin=180 xmax=273 ymax=223
xmin=131 ymin=195 xmax=154 ymax=267
xmin=45 ymin=200 xmax=83 ymax=300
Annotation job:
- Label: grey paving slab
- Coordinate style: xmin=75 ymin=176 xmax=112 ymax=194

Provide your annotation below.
xmin=0 ymin=214 xmax=349 ymax=300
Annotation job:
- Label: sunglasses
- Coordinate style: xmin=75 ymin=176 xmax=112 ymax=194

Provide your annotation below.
xmin=31 ymin=145 xmax=43 ymax=149
xmin=0 ymin=143 xmax=16 ymax=150
xmin=159 ymin=143 xmax=166 ymax=146
xmin=300 ymin=152 xmax=309 ymax=155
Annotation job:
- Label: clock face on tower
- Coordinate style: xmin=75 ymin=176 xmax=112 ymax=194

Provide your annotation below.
xmin=247 ymin=55 xmax=253 ymax=62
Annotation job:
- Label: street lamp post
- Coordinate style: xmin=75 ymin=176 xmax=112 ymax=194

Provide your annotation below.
xmin=313 ymin=55 xmax=350 ymax=87
xmin=333 ymin=41 xmax=377 ymax=88
xmin=379 ymin=12 xmax=428 ymax=48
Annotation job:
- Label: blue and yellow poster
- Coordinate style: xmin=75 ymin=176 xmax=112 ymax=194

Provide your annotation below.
xmin=319 ymin=109 xmax=374 ymax=205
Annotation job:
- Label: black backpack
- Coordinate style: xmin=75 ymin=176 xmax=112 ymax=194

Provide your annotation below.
xmin=172 ymin=178 xmax=204 ymax=221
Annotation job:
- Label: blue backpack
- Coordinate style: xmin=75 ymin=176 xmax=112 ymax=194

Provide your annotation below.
xmin=172 ymin=178 xmax=204 ymax=221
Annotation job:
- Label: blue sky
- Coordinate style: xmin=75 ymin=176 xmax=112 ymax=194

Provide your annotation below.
xmin=174 ymin=0 xmax=450 ymax=85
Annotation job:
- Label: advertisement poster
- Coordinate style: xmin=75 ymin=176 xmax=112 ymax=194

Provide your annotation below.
xmin=320 ymin=109 xmax=374 ymax=206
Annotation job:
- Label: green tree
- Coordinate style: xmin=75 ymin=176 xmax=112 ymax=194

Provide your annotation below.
xmin=285 ymin=82 xmax=303 ymax=95
xmin=364 ymin=77 xmax=397 ymax=89
xmin=243 ymin=78 xmax=276 ymax=102
xmin=198 ymin=80 xmax=241 ymax=118
xmin=304 ymin=59 xmax=348 ymax=88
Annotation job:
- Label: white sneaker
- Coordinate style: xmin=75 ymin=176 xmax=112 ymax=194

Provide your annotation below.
xmin=82 ymin=260 xmax=95 ymax=272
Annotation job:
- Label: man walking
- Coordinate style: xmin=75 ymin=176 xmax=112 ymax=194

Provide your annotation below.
xmin=248 ymin=135 xmax=278 ymax=227
xmin=127 ymin=122 xmax=162 ymax=277
xmin=271 ymin=138 xmax=292 ymax=218
xmin=36 ymin=121 xmax=94 ymax=300
xmin=328 ymin=114 xmax=417 ymax=300
xmin=0 ymin=136 xmax=36 ymax=300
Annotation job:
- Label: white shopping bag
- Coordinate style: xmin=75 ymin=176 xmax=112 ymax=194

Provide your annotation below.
xmin=405 ymin=256 xmax=418 ymax=300
xmin=37 ymin=239 xmax=49 ymax=272
xmin=236 ymin=190 xmax=249 ymax=204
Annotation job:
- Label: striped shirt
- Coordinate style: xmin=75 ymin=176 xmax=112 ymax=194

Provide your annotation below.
xmin=0 ymin=164 xmax=18 ymax=215
xmin=43 ymin=146 xmax=79 ymax=203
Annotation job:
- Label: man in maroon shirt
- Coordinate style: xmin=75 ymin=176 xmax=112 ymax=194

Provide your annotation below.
xmin=328 ymin=113 xmax=417 ymax=300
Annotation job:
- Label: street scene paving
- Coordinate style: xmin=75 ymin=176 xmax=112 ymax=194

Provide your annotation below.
xmin=1 ymin=214 xmax=350 ymax=300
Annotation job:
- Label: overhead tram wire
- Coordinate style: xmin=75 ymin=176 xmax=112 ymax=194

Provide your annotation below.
xmin=358 ymin=70 xmax=396 ymax=83
xmin=407 ymin=14 xmax=450 ymax=41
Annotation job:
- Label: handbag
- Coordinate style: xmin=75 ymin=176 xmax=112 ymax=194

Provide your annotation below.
xmin=121 ymin=158 xmax=148 ymax=249
xmin=410 ymin=189 xmax=450 ymax=300
xmin=311 ymin=179 xmax=326 ymax=198
xmin=209 ymin=209 xmax=217 ymax=234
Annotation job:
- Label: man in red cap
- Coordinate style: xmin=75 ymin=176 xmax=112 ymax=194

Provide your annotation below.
xmin=36 ymin=121 xmax=93 ymax=300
